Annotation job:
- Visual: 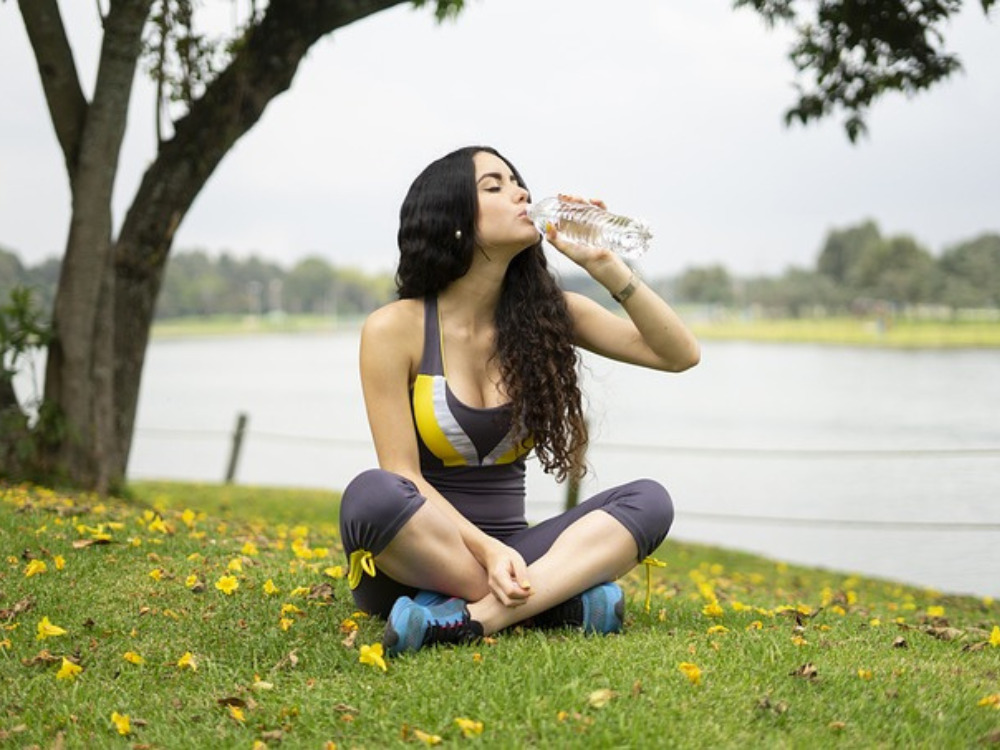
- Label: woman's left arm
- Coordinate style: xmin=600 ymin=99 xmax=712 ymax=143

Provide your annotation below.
xmin=545 ymin=210 xmax=700 ymax=372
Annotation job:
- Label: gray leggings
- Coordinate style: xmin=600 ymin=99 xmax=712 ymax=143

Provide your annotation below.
xmin=339 ymin=468 xmax=674 ymax=617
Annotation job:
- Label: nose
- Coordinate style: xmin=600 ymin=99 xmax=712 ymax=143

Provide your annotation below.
xmin=514 ymin=185 xmax=529 ymax=202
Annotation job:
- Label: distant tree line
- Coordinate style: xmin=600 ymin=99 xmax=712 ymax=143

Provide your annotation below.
xmin=1 ymin=248 xmax=396 ymax=320
xmin=3 ymin=222 xmax=998 ymax=321
xmin=670 ymin=223 xmax=1000 ymax=317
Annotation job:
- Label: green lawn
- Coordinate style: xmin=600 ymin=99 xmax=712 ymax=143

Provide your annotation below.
xmin=691 ymin=315 xmax=1000 ymax=348
xmin=2 ymin=481 xmax=998 ymax=748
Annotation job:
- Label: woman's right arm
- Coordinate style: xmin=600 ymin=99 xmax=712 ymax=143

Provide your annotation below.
xmin=358 ymin=303 xmax=532 ymax=604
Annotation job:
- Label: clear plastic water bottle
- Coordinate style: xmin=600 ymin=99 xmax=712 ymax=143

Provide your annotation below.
xmin=527 ymin=196 xmax=652 ymax=260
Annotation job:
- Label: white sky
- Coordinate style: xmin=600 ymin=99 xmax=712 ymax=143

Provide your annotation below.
xmin=1 ymin=0 xmax=998 ymax=279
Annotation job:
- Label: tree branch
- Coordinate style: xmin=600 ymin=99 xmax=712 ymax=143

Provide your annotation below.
xmin=16 ymin=0 xmax=88 ymax=180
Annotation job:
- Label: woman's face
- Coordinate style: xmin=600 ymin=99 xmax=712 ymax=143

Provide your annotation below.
xmin=473 ymin=151 xmax=537 ymax=254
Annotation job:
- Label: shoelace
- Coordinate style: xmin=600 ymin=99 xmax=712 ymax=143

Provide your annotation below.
xmin=423 ymin=614 xmax=477 ymax=646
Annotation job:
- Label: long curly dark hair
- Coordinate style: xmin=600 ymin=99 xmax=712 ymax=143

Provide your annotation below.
xmin=396 ymin=146 xmax=588 ymax=481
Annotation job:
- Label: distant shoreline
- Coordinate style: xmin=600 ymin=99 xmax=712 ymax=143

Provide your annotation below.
xmin=151 ymin=312 xmax=1000 ymax=348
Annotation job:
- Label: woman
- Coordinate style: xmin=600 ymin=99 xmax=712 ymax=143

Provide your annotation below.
xmin=339 ymin=146 xmax=700 ymax=656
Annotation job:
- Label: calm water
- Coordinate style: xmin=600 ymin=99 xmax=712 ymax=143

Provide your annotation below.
xmin=124 ymin=329 xmax=1000 ymax=598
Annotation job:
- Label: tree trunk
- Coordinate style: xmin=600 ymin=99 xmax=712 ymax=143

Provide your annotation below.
xmin=17 ymin=0 xmax=414 ymax=491
xmin=35 ymin=0 xmax=152 ymax=492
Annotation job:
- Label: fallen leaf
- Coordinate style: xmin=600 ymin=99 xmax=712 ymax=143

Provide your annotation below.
xmin=924 ymin=626 xmax=964 ymax=641
xmin=0 ymin=597 xmax=34 ymax=621
xmin=71 ymin=538 xmax=112 ymax=549
xmin=307 ymin=583 xmax=336 ymax=601
xmin=341 ymin=629 xmax=359 ymax=649
xmin=891 ymin=637 xmax=908 ymax=649
xmin=790 ymin=663 xmax=819 ymax=679
xmin=757 ymin=695 xmax=789 ymax=715
xmin=22 ymin=649 xmax=61 ymax=666
xmin=587 ymin=689 xmax=616 ymax=709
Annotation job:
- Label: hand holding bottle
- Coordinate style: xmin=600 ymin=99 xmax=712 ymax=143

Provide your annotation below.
xmin=528 ymin=194 xmax=652 ymax=260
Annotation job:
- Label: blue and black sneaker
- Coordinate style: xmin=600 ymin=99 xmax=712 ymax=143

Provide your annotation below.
xmin=532 ymin=581 xmax=625 ymax=634
xmin=412 ymin=589 xmax=451 ymax=607
xmin=382 ymin=596 xmax=484 ymax=657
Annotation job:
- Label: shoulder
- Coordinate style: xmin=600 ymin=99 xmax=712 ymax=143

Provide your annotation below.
xmin=363 ymin=298 xmax=424 ymax=341
xmin=361 ymin=299 xmax=425 ymax=376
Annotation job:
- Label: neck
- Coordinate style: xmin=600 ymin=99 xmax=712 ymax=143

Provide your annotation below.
xmin=439 ymin=249 xmax=510 ymax=323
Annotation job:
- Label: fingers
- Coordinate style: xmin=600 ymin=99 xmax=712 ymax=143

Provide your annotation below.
xmin=488 ymin=553 xmax=532 ymax=608
xmin=557 ymin=192 xmax=606 ymax=210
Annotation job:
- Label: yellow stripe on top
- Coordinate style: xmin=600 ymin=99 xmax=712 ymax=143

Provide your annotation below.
xmin=412 ymin=373 xmax=468 ymax=467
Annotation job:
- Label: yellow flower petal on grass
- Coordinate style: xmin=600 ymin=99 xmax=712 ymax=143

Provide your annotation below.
xmin=411 ymin=728 xmax=441 ymax=745
xmin=149 ymin=568 xmax=163 ymax=581
xmin=228 ymin=704 xmax=245 ymax=723
xmin=678 ymin=662 xmax=702 ymax=685
xmin=215 ymin=575 xmax=239 ymax=595
xmin=36 ymin=616 xmax=67 ymax=640
xmin=24 ymin=559 xmax=48 ymax=577
xmin=702 ymin=602 xmax=724 ymax=618
xmin=177 ymin=651 xmax=197 ymax=671
xmin=359 ymin=643 xmax=387 ymax=672
xmin=324 ymin=565 xmax=345 ymax=579
xmin=147 ymin=517 xmax=169 ymax=534
xmin=263 ymin=579 xmax=280 ymax=596
xmin=926 ymin=605 xmax=945 ymax=617
xmin=227 ymin=558 xmax=243 ymax=572
xmin=857 ymin=669 xmax=874 ymax=680
xmin=706 ymin=625 xmax=729 ymax=635
xmin=978 ymin=693 xmax=1000 ymax=708
xmin=56 ymin=657 xmax=82 ymax=681
xmin=241 ymin=541 xmax=259 ymax=556
xmin=53 ymin=555 xmax=66 ymax=570
xmin=989 ymin=626 xmax=1000 ymax=647
xmin=279 ymin=617 xmax=295 ymax=631
xmin=123 ymin=651 xmax=144 ymax=665
xmin=110 ymin=712 xmax=131 ymax=735
xmin=454 ymin=717 xmax=484 ymax=737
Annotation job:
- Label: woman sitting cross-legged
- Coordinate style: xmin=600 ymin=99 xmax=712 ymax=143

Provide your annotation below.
xmin=339 ymin=145 xmax=700 ymax=656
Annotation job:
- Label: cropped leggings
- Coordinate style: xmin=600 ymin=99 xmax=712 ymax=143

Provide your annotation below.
xmin=339 ymin=468 xmax=675 ymax=617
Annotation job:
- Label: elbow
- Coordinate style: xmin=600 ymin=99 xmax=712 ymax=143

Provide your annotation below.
xmin=670 ymin=340 xmax=701 ymax=372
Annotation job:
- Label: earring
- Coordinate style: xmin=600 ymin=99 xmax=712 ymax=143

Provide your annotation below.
xmin=454 ymin=229 xmax=462 ymax=240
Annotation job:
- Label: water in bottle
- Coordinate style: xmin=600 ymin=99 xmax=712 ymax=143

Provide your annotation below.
xmin=527 ymin=196 xmax=652 ymax=260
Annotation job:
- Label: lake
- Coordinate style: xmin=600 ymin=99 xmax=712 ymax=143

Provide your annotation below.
xmin=123 ymin=328 xmax=1000 ymax=599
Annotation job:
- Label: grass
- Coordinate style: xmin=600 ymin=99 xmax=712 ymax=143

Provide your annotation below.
xmin=2 ymin=480 xmax=999 ymax=748
xmin=149 ymin=313 xmax=1000 ymax=348
xmin=691 ymin=315 xmax=1000 ymax=348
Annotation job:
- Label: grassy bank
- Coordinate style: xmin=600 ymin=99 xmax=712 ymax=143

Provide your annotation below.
xmin=2 ymin=481 xmax=998 ymax=748
xmin=150 ymin=312 xmax=1000 ymax=348
xmin=691 ymin=315 xmax=1000 ymax=348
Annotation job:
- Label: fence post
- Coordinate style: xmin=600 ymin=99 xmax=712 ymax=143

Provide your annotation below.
xmin=225 ymin=412 xmax=248 ymax=484
xmin=564 ymin=423 xmax=588 ymax=511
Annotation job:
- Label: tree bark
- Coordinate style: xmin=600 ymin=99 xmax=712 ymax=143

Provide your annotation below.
xmin=26 ymin=0 xmax=152 ymax=491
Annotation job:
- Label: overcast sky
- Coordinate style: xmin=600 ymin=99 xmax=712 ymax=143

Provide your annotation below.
xmin=2 ymin=0 xmax=998 ymax=279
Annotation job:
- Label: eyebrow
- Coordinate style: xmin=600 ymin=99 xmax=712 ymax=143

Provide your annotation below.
xmin=476 ymin=171 xmax=516 ymax=184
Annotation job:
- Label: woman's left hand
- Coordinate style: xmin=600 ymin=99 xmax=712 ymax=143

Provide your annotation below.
xmin=542 ymin=193 xmax=621 ymax=273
